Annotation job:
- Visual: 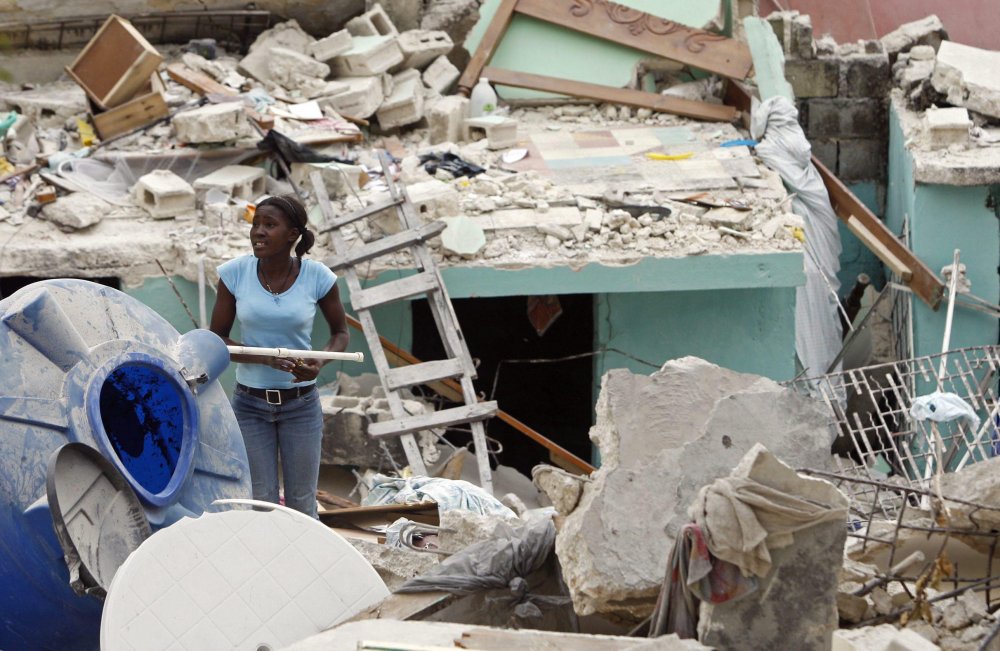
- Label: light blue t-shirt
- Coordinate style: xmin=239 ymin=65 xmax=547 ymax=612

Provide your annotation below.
xmin=218 ymin=255 xmax=337 ymax=389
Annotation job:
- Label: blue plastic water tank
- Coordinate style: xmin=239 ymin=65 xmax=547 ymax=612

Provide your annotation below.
xmin=0 ymin=279 xmax=251 ymax=650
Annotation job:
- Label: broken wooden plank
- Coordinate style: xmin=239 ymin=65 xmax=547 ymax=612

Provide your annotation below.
xmin=457 ymin=629 xmax=650 ymax=650
xmin=458 ymin=0 xmax=520 ymax=94
xmin=516 ymin=0 xmax=753 ymax=80
xmin=349 ymin=591 xmax=457 ymax=623
xmin=846 ymin=216 xmax=913 ymax=281
xmin=91 ymin=73 xmax=168 ymax=140
xmin=367 ymin=402 xmax=498 ymax=439
xmin=483 ymin=66 xmax=738 ymax=122
xmin=165 ymin=62 xmax=238 ymax=96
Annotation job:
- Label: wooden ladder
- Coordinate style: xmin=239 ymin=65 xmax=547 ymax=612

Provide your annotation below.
xmin=310 ymin=154 xmax=497 ymax=494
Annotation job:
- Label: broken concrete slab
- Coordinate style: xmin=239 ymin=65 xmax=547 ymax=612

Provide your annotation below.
xmin=428 ymin=95 xmax=468 ymax=144
xmin=319 ymin=76 xmax=385 ymax=119
xmin=696 ymin=446 xmax=848 ymax=650
xmin=0 ymin=83 xmax=87 ymax=126
xmin=290 ymin=162 xmax=365 ymax=198
xmin=440 ymin=215 xmax=486 ymax=257
xmin=193 ymin=165 xmax=266 ymax=203
xmin=464 ymin=115 xmax=518 ymax=149
xmin=331 ymin=35 xmax=404 ymax=77
xmin=134 ymin=169 xmax=196 ymax=219
xmin=437 ymin=508 xmax=514 ymax=554
xmin=938 ymin=455 xmax=1000 ymax=552
xmin=172 ymin=101 xmax=254 ymax=143
xmin=531 ymin=464 xmax=586 ymax=516
xmin=881 ymin=15 xmax=948 ymax=63
xmin=931 ymin=41 xmax=1000 ymax=120
xmin=39 ymin=192 xmax=109 ymax=231
xmin=320 ymin=390 xmax=436 ymax=469
xmin=556 ymin=357 xmax=835 ymax=620
xmin=267 ymin=46 xmax=331 ymax=90
xmin=238 ymin=20 xmax=315 ymax=83
xmin=348 ymin=538 xmax=440 ymax=592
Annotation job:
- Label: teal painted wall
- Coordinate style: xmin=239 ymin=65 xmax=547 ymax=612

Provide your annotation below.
xmin=593 ymin=287 xmax=798 ymax=389
xmin=839 ymin=181 xmax=888 ymax=292
xmin=885 ymin=104 xmax=999 ymax=361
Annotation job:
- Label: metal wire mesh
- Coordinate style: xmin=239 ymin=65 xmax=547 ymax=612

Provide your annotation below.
xmin=793 ymin=346 xmax=1000 ymax=519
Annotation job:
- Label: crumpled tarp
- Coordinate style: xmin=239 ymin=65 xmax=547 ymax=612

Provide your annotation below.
xmin=688 ymin=443 xmax=849 ymax=578
xmin=910 ymin=391 xmax=981 ymax=431
xmin=363 ymin=474 xmax=517 ymax=518
xmin=396 ymin=513 xmax=568 ymax=620
xmin=650 ymin=523 xmax=757 ymax=639
xmin=751 ymin=96 xmax=844 ymax=395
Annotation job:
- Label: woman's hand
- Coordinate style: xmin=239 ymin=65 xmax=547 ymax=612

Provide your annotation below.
xmin=267 ymin=356 xmax=298 ymax=373
xmin=290 ymin=358 xmax=322 ymax=383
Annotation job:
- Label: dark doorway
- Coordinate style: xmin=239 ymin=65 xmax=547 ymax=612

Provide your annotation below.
xmin=412 ymin=294 xmax=594 ymax=477
xmin=0 ymin=276 xmax=121 ymax=300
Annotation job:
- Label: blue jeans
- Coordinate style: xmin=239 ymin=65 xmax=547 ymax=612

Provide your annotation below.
xmin=231 ymin=386 xmax=323 ymax=518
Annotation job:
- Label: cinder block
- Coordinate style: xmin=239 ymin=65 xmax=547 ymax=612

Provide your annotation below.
xmin=309 ymin=30 xmax=354 ymax=62
xmin=805 ymin=98 xmax=883 ymax=139
xmin=134 ymin=170 xmax=196 ymax=218
xmin=790 ymin=14 xmax=814 ymax=59
xmin=346 ymin=3 xmax=398 ymax=37
xmin=376 ymin=68 xmax=425 ymax=129
xmin=840 ymin=52 xmax=890 ymax=98
xmin=193 ymin=165 xmax=266 ymax=202
xmin=396 ymin=30 xmax=453 ymax=70
xmin=837 ymin=138 xmax=886 ymax=181
xmin=372 ymin=0 xmax=421 ymax=31
xmin=172 ymin=101 xmax=254 ymax=143
xmin=428 ymin=95 xmax=468 ymax=144
xmin=464 ymin=115 xmax=518 ymax=149
xmin=319 ymin=76 xmax=384 ymax=118
xmin=423 ymin=55 xmax=460 ymax=94
xmin=785 ymin=58 xmax=838 ymax=98
xmin=289 ymin=162 xmax=366 ymax=197
xmin=810 ymin=139 xmax=838 ymax=172
xmin=924 ymin=106 xmax=971 ymax=148
xmin=330 ymin=35 xmax=403 ymax=77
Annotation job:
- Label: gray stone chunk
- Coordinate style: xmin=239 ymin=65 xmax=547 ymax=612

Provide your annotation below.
xmin=532 ymin=464 xmax=585 ymax=515
xmin=40 ymin=192 xmax=107 ymax=230
xmin=348 ymin=538 xmax=439 ymax=592
xmin=556 ymin=357 xmax=835 ymax=620
xmin=881 ymin=15 xmax=948 ymax=62
xmin=931 ymin=41 xmax=1000 ymax=120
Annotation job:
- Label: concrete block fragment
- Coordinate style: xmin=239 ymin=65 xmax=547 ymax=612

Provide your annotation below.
xmin=396 ymin=29 xmax=453 ymax=70
xmin=346 ymin=3 xmax=399 ymax=37
xmin=330 ymin=35 xmax=404 ymax=77
xmin=422 ymin=55 xmax=460 ymax=94
xmin=427 ymin=95 xmax=468 ymax=144
xmin=931 ymin=41 xmax=1000 ymax=120
xmin=924 ymin=106 xmax=971 ymax=149
xmin=837 ymin=138 xmax=886 ymax=181
xmin=556 ymin=358 xmax=835 ymax=619
xmin=832 ymin=624 xmax=903 ymax=651
xmin=887 ymin=629 xmax=942 ymax=651
xmin=267 ymin=46 xmax=330 ymax=88
xmin=464 ymin=116 xmax=518 ymax=149
xmin=532 ymin=465 xmax=584 ymax=515
xmin=193 ymin=165 xmax=266 ymax=202
xmin=238 ymin=20 xmax=315 ymax=82
xmin=376 ymin=68 xmax=425 ymax=129
xmin=408 ymin=179 xmax=460 ymax=218
xmin=840 ymin=51 xmax=890 ymax=98
xmin=289 ymin=162 xmax=365 ymax=198
xmin=372 ymin=0 xmax=422 ymax=31
xmin=790 ymin=13 xmax=814 ymax=59
xmin=172 ymin=101 xmax=254 ymax=143
xmin=318 ymin=76 xmax=384 ymax=119
xmin=40 ymin=192 xmax=107 ymax=230
xmin=881 ymin=15 xmax=948 ymax=62
xmin=134 ymin=170 xmax=196 ymax=219
xmin=348 ymin=539 xmax=439 ymax=592
xmin=785 ymin=58 xmax=838 ymax=98
xmin=806 ymin=98 xmax=883 ymax=139
xmin=440 ymin=215 xmax=486 ymax=256
xmin=309 ymin=30 xmax=354 ymax=63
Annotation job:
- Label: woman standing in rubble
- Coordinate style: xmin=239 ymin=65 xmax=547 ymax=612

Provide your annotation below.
xmin=210 ymin=194 xmax=349 ymax=518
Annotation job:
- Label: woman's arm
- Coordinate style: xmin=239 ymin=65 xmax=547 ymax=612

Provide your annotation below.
xmin=290 ymin=284 xmax=350 ymax=383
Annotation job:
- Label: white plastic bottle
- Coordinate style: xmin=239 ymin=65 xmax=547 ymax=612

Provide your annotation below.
xmin=469 ymin=77 xmax=498 ymax=117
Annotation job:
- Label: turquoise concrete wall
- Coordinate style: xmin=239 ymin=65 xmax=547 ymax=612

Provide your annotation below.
xmin=839 ymin=181 xmax=888 ymax=292
xmin=885 ymin=104 xmax=999 ymax=361
xmin=593 ymin=287 xmax=798 ymax=386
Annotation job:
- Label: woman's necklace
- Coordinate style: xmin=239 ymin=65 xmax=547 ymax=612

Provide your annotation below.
xmin=258 ymin=258 xmax=293 ymax=302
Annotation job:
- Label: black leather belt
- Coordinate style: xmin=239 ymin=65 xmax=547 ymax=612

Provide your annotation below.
xmin=237 ymin=383 xmax=315 ymax=405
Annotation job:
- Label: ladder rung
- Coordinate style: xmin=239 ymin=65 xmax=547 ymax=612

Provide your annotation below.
xmin=325 ymin=221 xmax=446 ymax=271
xmin=351 ymin=272 xmax=439 ymax=311
xmin=385 ymin=359 xmax=465 ymax=391
xmin=322 ymin=196 xmax=404 ymax=232
xmin=368 ymin=401 xmax=498 ymax=439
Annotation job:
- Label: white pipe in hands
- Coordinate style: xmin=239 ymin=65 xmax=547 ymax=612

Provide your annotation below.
xmin=226 ymin=346 xmax=364 ymax=363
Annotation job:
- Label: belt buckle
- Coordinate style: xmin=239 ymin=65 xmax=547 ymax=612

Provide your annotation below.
xmin=265 ymin=389 xmax=282 ymax=405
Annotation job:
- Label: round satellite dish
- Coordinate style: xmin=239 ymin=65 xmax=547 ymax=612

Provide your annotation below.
xmin=46 ymin=443 xmax=152 ymax=599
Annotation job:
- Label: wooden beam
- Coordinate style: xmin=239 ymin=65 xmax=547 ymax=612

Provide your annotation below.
xmin=345 ymin=314 xmax=596 ymax=474
xmin=483 ymin=66 xmax=738 ymax=122
xmin=458 ymin=0 xmax=520 ymax=95
xmin=166 ymin=63 xmax=238 ymax=96
xmin=846 ymin=216 xmax=913 ymax=281
xmin=516 ymin=0 xmax=753 ymax=80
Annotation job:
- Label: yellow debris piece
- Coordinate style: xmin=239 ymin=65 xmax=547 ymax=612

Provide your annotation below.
xmin=645 ymin=152 xmax=695 ymax=161
xmin=76 ymin=119 xmax=97 ymax=146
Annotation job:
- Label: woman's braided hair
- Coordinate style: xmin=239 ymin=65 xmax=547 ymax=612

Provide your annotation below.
xmin=257 ymin=194 xmax=314 ymax=258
